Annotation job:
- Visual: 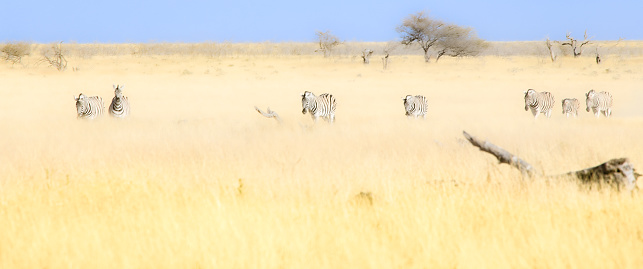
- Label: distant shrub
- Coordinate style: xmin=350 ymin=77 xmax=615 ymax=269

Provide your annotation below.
xmin=1 ymin=42 xmax=31 ymax=64
xmin=40 ymin=42 xmax=67 ymax=71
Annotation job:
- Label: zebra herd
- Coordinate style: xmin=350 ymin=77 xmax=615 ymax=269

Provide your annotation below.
xmin=74 ymin=85 xmax=130 ymax=119
xmin=299 ymin=92 xmax=428 ymax=122
xmin=73 ymin=86 xmax=611 ymax=122
xmin=524 ymin=89 xmax=613 ymax=119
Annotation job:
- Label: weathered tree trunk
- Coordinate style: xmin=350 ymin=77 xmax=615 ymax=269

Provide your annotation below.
xmin=558 ymin=158 xmax=638 ymax=191
xmin=463 ymin=131 xmax=639 ymax=191
xmin=545 ymin=38 xmax=557 ymax=62
xmin=254 ymin=106 xmax=282 ymax=123
xmin=382 ymin=54 xmax=389 ymax=70
xmin=423 ymin=49 xmax=431 ymax=62
xmin=362 ymin=49 xmax=373 ymax=64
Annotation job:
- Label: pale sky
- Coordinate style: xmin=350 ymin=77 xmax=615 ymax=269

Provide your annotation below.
xmin=2 ymin=0 xmax=641 ymax=43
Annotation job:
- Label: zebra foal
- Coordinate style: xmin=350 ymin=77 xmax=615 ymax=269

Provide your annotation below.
xmin=585 ymin=89 xmax=612 ymax=118
xmin=403 ymin=95 xmax=428 ymax=118
xmin=109 ymin=84 xmax=130 ymax=119
xmin=524 ymin=89 xmax=555 ymax=119
xmin=301 ymin=91 xmax=336 ymax=123
xmin=561 ymin=98 xmax=580 ymax=118
xmin=74 ymin=93 xmax=105 ymax=120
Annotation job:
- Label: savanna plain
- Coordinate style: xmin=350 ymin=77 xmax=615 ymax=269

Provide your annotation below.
xmin=1 ymin=42 xmax=643 ymax=268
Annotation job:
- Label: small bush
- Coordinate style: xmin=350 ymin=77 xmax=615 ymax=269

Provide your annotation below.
xmin=1 ymin=42 xmax=31 ymax=64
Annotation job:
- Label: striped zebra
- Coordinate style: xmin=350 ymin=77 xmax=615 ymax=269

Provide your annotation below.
xmin=301 ymin=91 xmax=336 ymax=123
xmin=74 ymin=93 xmax=105 ymax=120
xmin=524 ymin=89 xmax=555 ymax=119
xmin=403 ymin=95 xmax=428 ymax=118
xmin=561 ymin=98 xmax=580 ymax=118
xmin=109 ymin=84 xmax=130 ymax=118
xmin=585 ymin=89 xmax=613 ymax=118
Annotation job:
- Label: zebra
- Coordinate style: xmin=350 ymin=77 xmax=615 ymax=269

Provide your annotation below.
xmin=561 ymin=98 xmax=580 ymax=118
xmin=524 ymin=89 xmax=555 ymax=119
xmin=109 ymin=84 xmax=130 ymax=118
xmin=403 ymin=95 xmax=428 ymax=118
xmin=301 ymin=91 xmax=336 ymax=123
xmin=585 ymin=89 xmax=613 ymax=118
xmin=74 ymin=93 xmax=105 ymax=120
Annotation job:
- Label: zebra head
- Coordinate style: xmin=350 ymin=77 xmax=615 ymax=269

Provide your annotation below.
xmin=403 ymin=95 xmax=414 ymax=111
xmin=524 ymin=89 xmax=536 ymax=111
xmin=113 ymin=84 xmax=125 ymax=99
xmin=301 ymin=91 xmax=314 ymax=114
xmin=75 ymin=93 xmax=88 ymax=114
xmin=585 ymin=89 xmax=596 ymax=112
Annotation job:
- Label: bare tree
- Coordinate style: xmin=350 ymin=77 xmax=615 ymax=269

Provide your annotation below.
xmin=545 ymin=37 xmax=557 ymax=62
xmin=561 ymin=30 xmax=592 ymax=57
xmin=40 ymin=42 xmax=67 ymax=71
xmin=381 ymin=41 xmax=399 ymax=70
xmin=434 ymin=25 xmax=487 ymax=62
xmin=396 ymin=11 xmax=446 ymax=62
xmin=254 ymin=106 xmax=282 ymax=123
xmin=314 ymin=30 xmax=342 ymax=57
xmin=361 ymin=49 xmax=373 ymax=64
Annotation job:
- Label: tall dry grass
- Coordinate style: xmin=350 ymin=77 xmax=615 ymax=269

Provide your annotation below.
xmin=0 ymin=46 xmax=642 ymax=268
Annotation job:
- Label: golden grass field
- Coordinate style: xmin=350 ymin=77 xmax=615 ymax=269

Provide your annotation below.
xmin=1 ymin=42 xmax=643 ymax=268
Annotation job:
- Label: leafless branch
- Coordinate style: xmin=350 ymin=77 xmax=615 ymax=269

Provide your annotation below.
xmin=462 ymin=131 xmax=536 ymax=177
xmin=254 ymin=106 xmax=282 ymax=123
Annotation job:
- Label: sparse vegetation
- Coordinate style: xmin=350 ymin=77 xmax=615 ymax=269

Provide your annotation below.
xmin=1 ymin=42 xmax=31 ymax=64
xmin=314 ymin=30 xmax=342 ymax=57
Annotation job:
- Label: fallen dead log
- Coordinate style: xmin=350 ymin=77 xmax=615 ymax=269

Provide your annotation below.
xmin=463 ymin=130 xmax=639 ymax=191
xmin=463 ymin=131 xmax=535 ymax=177
xmin=254 ymin=106 xmax=282 ymax=123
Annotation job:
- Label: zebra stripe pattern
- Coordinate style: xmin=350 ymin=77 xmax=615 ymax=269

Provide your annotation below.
xmin=561 ymin=98 xmax=580 ymax=118
xmin=524 ymin=89 xmax=555 ymax=119
xmin=74 ymin=93 xmax=105 ymax=120
xmin=301 ymin=91 xmax=337 ymax=123
xmin=585 ymin=89 xmax=613 ymax=118
xmin=403 ymin=95 xmax=428 ymax=118
xmin=109 ymin=84 xmax=130 ymax=118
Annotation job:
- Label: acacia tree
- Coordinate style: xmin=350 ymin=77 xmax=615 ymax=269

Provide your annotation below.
xmin=397 ymin=11 xmax=486 ymax=63
xmin=434 ymin=25 xmax=486 ymax=62
xmin=314 ymin=30 xmax=342 ymax=57
xmin=396 ymin=11 xmax=445 ymax=62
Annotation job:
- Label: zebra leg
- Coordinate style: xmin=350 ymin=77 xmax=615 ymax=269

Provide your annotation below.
xmin=329 ymin=114 xmax=335 ymax=123
xmin=605 ymin=109 xmax=611 ymax=118
xmin=545 ymin=109 xmax=552 ymax=118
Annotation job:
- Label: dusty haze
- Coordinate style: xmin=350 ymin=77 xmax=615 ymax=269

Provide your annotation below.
xmin=1 ymin=42 xmax=642 ymax=268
